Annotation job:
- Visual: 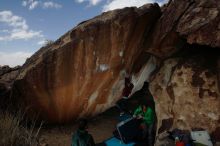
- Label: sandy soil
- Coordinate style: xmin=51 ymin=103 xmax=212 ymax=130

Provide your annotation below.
xmin=38 ymin=91 xmax=149 ymax=146
xmin=38 ymin=108 xmax=118 ymax=146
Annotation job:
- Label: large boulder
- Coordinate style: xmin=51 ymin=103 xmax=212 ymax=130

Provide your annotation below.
xmin=150 ymin=47 xmax=220 ymax=143
xmin=5 ymin=0 xmax=220 ymax=143
xmin=143 ymin=0 xmax=220 ymax=58
xmin=177 ymin=0 xmax=220 ymax=47
xmin=13 ymin=4 xmax=161 ymax=123
xmin=146 ymin=0 xmax=220 ymax=143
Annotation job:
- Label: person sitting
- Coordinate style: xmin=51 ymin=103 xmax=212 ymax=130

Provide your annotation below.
xmin=71 ymin=119 xmax=95 ymax=146
xmin=133 ymin=104 xmax=155 ymax=146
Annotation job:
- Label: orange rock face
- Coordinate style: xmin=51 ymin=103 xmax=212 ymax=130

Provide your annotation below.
xmin=13 ymin=4 xmax=161 ymax=123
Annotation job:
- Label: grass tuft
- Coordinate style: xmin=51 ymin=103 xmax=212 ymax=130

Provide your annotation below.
xmin=0 ymin=111 xmax=43 ymax=146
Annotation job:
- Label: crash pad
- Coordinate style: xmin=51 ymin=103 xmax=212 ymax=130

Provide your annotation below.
xmin=190 ymin=131 xmax=213 ymax=146
xmin=105 ymin=137 xmax=135 ymax=146
xmin=118 ymin=114 xmax=133 ymax=122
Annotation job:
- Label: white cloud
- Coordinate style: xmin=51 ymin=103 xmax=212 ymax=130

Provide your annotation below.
xmin=22 ymin=0 xmax=40 ymax=10
xmin=76 ymin=0 xmax=84 ymax=2
xmin=0 ymin=51 xmax=33 ymax=67
xmin=22 ymin=1 xmax=28 ymax=7
xmin=22 ymin=0 xmax=62 ymax=10
xmin=75 ymin=0 xmax=167 ymax=10
xmin=37 ymin=40 xmax=47 ymax=45
xmin=103 ymin=0 xmax=167 ymax=12
xmin=0 ymin=29 xmax=9 ymax=33
xmin=29 ymin=1 xmax=39 ymax=10
xmin=0 ymin=10 xmax=43 ymax=41
xmin=10 ymin=29 xmax=43 ymax=40
xmin=43 ymin=1 xmax=62 ymax=9
xmin=75 ymin=0 xmax=103 ymax=6
xmin=0 ymin=11 xmax=28 ymax=30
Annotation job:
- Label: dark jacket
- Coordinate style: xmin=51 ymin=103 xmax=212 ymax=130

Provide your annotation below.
xmin=122 ymin=77 xmax=134 ymax=97
xmin=71 ymin=129 xmax=95 ymax=146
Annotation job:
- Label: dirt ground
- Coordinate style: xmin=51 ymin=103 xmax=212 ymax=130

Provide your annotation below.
xmin=38 ymin=90 xmax=152 ymax=146
xmin=38 ymin=108 xmax=119 ymax=146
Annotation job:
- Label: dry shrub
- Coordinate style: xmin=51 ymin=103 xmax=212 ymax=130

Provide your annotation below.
xmin=0 ymin=111 xmax=43 ymax=146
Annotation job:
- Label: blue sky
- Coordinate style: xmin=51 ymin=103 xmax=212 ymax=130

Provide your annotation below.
xmin=0 ymin=0 xmax=166 ymax=67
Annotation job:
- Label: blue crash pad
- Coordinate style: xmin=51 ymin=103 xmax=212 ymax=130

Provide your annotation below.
xmin=118 ymin=114 xmax=133 ymax=122
xmin=105 ymin=137 xmax=135 ymax=146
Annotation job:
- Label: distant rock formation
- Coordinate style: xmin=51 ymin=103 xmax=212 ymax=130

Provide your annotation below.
xmin=1 ymin=0 xmax=219 ymax=143
xmin=0 ymin=65 xmax=20 ymax=109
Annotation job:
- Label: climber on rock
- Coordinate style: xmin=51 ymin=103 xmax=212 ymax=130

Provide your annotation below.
xmin=133 ymin=103 xmax=155 ymax=146
xmin=116 ymin=75 xmax=134 ymax=115
xmin=71 ymin=119 xmax=95 ymax=146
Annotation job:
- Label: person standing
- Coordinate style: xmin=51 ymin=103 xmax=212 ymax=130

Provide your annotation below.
xmin=116 ymin=76 xmax=134 ymax=115
xmin=133 ymin=104 xmax=155 ymax=146
xmin=71 ymin=119 xmax=95 ymax=146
